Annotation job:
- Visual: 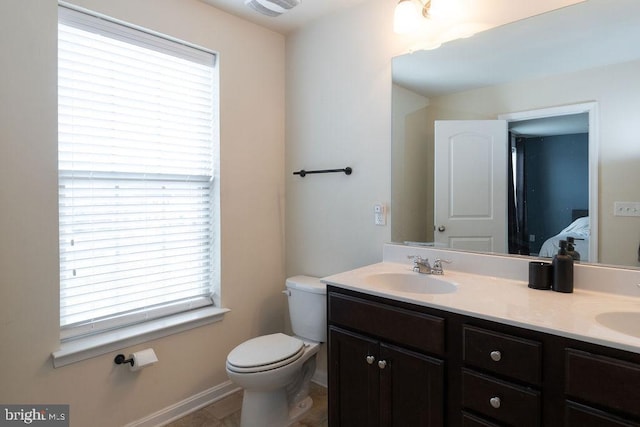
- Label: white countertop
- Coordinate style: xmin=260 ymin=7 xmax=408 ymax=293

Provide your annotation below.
xmin=322 ymin=261 xmax=640 ymax=354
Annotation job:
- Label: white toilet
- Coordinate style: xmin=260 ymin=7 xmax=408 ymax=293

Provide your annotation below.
xmin=226 ymin=275 xmax=326 ymax=427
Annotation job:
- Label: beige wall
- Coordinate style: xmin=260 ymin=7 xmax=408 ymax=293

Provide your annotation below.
xmin=285 ymin=1 xmax=395 ymax=278
xmin=391 ymin=84 xmax=431 ymax=244
xmin=0 ymin=0 xmax=285 ymax=425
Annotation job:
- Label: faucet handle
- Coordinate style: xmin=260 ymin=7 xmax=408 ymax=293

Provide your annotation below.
xmin=408 ymin=255 xmax=429 ymax=272
xmin=432 ymin=259 xmax=452 ymax=274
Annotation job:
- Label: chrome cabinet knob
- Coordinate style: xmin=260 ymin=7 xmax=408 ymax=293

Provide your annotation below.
xmin=378 ymin=360 xmax=387 ymax=369
xmin=366 ymin=355 xmax=375 ymax=365
xmin=490 ymin=350 xmax=502 ymax=362
xmin=489 ymin=397 xmax=501 ymax=409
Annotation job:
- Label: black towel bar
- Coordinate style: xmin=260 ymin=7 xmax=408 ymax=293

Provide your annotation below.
xmin=293 ymin=167 xmax=352 ymax=177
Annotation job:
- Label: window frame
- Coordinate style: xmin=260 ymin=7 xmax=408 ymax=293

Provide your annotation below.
xmin=53 ymin=4 xmax=224 ymax=367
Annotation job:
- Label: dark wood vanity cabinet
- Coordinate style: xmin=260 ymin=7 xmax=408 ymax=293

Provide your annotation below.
xmin=327 ymin=285 xmax=640 ymax=427
xmin=328 ymin=291 xmax=445 ymax=426
xmin=329 ymin=326 xmax=444 ymax=426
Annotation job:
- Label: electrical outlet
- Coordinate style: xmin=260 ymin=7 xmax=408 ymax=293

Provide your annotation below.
xmin=374 ymin=203 xmax=386 ymax=226
xmin=614 ymin=201 xmax=640 ymax=217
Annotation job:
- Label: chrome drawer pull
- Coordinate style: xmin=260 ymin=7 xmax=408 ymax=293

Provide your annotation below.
xmin=490 ymin=350 xmax=502 ymax=362
xmin=378 ymin=360 xmax=387 ymax=369
xmin=366 ymin=355 xmax=375 ymax=365
xmin=489 ymin=396 xmax=501 ymax=409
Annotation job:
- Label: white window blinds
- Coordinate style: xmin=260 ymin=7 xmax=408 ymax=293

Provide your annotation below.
xmin=58 ymin=6 xmax=218 ymax=340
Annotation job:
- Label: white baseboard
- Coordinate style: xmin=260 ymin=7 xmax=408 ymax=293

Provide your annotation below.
xmin=126 ymin=371 xmax=327 ymax=427
xmin=124 ymin=380 xmax=241 ymax=427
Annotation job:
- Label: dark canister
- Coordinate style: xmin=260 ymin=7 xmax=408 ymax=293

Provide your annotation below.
xmin=528 ymin=261 xmax=552 ymax=290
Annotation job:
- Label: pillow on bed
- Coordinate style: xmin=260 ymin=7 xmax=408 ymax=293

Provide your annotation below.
xmin=560 ymin=216 xmax=589 ymax=237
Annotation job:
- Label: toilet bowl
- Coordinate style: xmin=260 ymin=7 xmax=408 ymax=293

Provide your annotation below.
xmin=226 ymin=276 xmax=326 ymax=427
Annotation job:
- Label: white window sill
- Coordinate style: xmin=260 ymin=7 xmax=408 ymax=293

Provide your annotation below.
xmin=51 ymin=306 xmax=229 ymax=368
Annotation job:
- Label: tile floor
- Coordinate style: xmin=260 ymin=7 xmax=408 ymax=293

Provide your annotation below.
xmin=165 ymin=382 xmax=327 ymax=427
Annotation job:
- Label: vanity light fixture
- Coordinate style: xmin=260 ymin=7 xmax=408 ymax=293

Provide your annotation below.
xmin=245 ymin=0 xmax=300 ymax=17
xmin=394 ymin=0 xmax=432 ymax=34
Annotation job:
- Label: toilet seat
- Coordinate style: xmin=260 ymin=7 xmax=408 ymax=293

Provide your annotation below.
xmin=227 ymin=333 xmax=305 ymax=373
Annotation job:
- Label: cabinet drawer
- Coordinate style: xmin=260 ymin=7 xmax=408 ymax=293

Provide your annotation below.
xmin=462 ymin=412 xmax=501 ymax=427
xmin=565 ymin=401 xmax=640 ymax=427
xmin=463 ymin=325 xmax=541 ymax=385
xmin=566 ymin=349 xmax=640 ymax=419
xmin=328 ymin=292 xmax=445 ymax=355
xmin=462 ymin=369 xmax=540 ymax=427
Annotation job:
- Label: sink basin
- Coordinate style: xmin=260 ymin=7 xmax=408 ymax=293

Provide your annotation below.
xmin=595 ymin=312 xmax=640 ymax=338
xmin=364 ymin=272 xmax=457 ymax=294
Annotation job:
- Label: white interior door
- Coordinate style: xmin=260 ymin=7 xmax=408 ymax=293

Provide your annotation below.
xmin=434 ymin=120 xmax=508 ymax=253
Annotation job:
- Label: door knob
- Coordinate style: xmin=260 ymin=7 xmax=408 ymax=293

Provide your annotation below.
xmin=489 ymin=397 xmax=501 ymax=409
xmin=437 ymin=225 xmax=446 ymax=232
xmin=366 ymin=355 xmax=375 ymax=365
xmin=378 ymin=360 xmax=387 ymax=369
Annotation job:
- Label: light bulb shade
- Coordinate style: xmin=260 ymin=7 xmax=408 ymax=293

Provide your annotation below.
xmin=394 ymin=0 xmax=422 ymax=34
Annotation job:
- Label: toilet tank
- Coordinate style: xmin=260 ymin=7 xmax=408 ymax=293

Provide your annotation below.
xmin=285 ymin=275 xmax=326 ymax=342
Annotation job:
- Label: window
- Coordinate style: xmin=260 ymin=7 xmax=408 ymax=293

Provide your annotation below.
xmin=58 ymin=6 xmax=219 ymax=341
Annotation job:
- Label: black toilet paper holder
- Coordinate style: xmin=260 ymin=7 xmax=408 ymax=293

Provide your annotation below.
xmin=114 ymin=354 xmax=134 ymax=367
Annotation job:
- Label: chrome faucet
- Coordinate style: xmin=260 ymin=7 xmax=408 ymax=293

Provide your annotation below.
xmin=409 ymin=256 xmax=452 ymax=274
xmin=432 ymin=259 xmax=452 ymax=275
xmin=409 ymin=255 xmax=432 ymax=274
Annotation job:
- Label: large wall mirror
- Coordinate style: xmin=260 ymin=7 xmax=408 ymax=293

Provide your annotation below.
xmin=391 ymin=0 xmax=640 ymax=269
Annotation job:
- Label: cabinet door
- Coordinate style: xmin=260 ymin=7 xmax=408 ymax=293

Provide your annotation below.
xmin=329 ymin=326 xmax=380 ymax=427
xmin=379 ymin=343 xmax=445 ymax=427
xmin=566 ymin=349 xmax=640 ymax=419
xmin=565 ymin=401 xmax=640 ymax=427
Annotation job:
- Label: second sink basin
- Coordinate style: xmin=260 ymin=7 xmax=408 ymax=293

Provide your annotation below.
xmin=364 ymin=272 xmax=457 ymax=294
xmin=595 ymin=311 xmax=640 ymax=338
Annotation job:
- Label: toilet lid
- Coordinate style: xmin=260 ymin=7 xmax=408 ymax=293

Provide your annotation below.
xmin=227 ymin=333 xmax=304 ymax=371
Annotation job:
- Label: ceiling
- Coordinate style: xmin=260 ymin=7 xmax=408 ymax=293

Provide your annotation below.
xmin=509 ymin=114 xmax=589 ymax=137
xmin=392 ymin=0 xmax=640 ymax=136
xmin=199 ymin=0 xmax=369 ymax=34
xmin=392 ymin=0 xmax=640 ymax=98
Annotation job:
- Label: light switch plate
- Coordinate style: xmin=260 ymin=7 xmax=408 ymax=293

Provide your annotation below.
xmin=374 ymin=203 xmax=386 ymax=225
xmin=613 ymin=201 xmax=640 ymax=217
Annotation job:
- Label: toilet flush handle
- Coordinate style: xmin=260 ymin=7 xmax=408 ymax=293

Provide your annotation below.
xmin=282 ymin=290 xmax=291 ymax=296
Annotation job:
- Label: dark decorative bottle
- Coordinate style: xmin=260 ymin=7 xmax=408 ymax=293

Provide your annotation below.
xmin=552 ymin=240 xmax=574 ymax=293
xmin=566 ymin=236 xmax=581 ymax=261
